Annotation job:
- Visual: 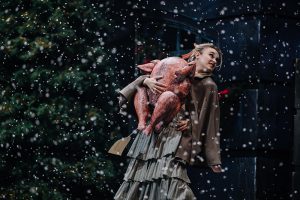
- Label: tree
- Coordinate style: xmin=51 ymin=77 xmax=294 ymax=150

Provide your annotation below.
xmin=0 ymin=0 xmax=122 ymax=199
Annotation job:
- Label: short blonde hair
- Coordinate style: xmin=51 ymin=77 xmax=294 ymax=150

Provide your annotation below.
xmin=182 ymin=43 xmax=223 ymax=67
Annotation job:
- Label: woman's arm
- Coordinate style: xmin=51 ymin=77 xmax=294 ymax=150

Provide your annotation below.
xmin=119 ymin=75 xmax=150 ymax=104
xmin=118 ymin=75 xmax=167 ymax=114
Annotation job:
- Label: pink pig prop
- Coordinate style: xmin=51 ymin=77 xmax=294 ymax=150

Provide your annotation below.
xmin=134 ymin=57 xmax=195 ymax=135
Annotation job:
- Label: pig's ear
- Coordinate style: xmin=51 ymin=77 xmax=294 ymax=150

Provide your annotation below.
xmin=181 ymin=51 xmax=193 ymax=60
xmin=137 ymin=60 xmax=160 ymax=73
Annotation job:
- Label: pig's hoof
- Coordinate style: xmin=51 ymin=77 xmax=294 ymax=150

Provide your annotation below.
xmin=154 ymin=122 xmax=163 ymax=133
xmin=143 ymin=126 xmax=152 ymax=136
xmin=137 ymin=123 xmax=146 ymax=131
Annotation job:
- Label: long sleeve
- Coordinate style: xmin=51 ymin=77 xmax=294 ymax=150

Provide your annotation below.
xmin=118 ymin=75 xmax=149 ymax=114
xmin=188 ymin=77 xmax=221 ymax=166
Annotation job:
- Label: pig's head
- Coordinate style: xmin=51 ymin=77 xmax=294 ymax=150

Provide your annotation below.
xmin=174 ymin=61 xmax=196 ymax=83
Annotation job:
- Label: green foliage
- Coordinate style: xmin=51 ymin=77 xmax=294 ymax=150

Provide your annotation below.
xmin=0 ymin=0 xmax=122 ymax=199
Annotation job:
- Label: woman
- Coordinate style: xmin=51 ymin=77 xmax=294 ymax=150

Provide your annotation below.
xmin=114 ymin=43 xmax=223 ymax=199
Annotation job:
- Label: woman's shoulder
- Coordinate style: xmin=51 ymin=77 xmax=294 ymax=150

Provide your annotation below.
xmin=201 ymin=76 xmax=217 ymax=87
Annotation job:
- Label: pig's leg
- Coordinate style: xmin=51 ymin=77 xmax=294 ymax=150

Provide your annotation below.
xmin=154 ymin=103 xmax=181 ymax=132
xmin=143 ymin=91 xmax=181 ymax=135
xmin=134 ymin=86 xmax=149 ymax=131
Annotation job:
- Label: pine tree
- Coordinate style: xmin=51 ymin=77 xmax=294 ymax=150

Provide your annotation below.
xmin=0 ymin=1 xmax=122 ymax=199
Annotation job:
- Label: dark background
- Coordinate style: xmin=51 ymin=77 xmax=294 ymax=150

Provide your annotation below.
xmin=111 ymin=0 xmax=300 ymax=199
xmin=0 ymin=0 xmax=299 ymax=199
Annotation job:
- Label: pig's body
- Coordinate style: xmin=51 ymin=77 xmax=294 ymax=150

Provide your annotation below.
xmin=134 ymin=57 xmax=195 ymax=135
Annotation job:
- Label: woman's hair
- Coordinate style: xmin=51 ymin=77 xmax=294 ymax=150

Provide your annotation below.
xmin=182 ymin=43 xmax=223 ymax=67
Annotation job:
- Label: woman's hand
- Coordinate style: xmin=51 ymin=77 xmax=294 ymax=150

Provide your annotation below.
xmin=210 ymin=165 xmax=223 ymax=173
xmin=143 ymin=75 xmax=167 ymax=94
xmin=176 ymin=119 xmax=190 ymax=131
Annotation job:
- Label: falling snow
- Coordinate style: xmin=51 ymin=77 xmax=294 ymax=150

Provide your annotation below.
xmin=0 ymin=0 xmax=299 ymax=199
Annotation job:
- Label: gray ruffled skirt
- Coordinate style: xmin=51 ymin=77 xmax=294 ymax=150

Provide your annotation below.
xmin=114 ymin=120 xmax=196 ymax=200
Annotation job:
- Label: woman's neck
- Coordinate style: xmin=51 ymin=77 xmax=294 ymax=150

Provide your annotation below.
xmin=194 ymin=72 xmax=212 ymax=78
xmin=194 ymin=68 xmax=212 ymax=78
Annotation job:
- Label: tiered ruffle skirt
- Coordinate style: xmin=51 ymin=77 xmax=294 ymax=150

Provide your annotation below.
xmin=114 ymin=121 xmax=195 ymax=200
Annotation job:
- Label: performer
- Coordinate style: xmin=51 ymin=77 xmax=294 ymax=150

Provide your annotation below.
xmin=113 ymin=43 xmax=222 ymax=199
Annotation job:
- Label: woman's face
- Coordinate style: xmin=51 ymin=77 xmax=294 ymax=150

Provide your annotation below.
xmin=195 ymin=47 xmax=220 ymax=73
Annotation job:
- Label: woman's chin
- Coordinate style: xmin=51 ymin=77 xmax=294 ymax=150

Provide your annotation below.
xmin=203 ymin=68 xmax=213 ymax=73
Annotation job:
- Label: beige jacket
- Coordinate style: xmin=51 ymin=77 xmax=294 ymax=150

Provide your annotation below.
xmin=119 ymin=75 xmax=221 ymax=166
